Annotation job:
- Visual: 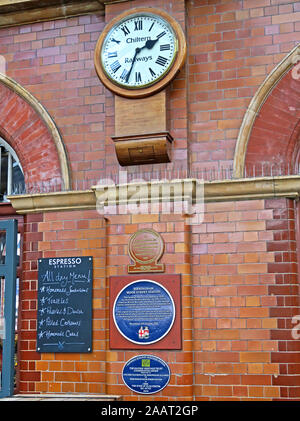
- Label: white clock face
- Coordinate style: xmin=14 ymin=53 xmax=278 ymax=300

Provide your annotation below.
xmin=101 ymin=13 xmax=177 ymax=89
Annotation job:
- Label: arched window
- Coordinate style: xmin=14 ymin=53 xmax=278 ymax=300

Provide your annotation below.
xmin=0 ymin=138 xmax=25 ymax=202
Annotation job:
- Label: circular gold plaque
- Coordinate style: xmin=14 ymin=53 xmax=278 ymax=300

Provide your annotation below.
xmin=128 ymin=229 xmax=164 ymax=273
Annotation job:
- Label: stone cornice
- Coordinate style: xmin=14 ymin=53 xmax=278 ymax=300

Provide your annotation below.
xmin=0 ymin=0 xmax=105 ymax=28
xmin=204 ymin=175 xmax=300 ymax=202
xmin=8 ymin=175 xmax=300 ymax=214
xmin=8 ymin=190 xmax=96 ymax=213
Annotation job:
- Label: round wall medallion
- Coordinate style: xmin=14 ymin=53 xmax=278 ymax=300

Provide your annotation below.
xmin=113 ymin=279 xmax=175 ymax=345
xmin=122 ymin=354 xmax=171 ymax=394
xmin=128 ymin=228 xmax=164 ymax=273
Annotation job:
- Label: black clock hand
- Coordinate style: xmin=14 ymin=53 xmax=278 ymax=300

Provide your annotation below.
xmin=144 ymin=38 xmax=159 ymax=50
xmin=125 ymin=39 xmax=159 ymax=83
xmin=125 ymin=47 xmax=141 ymax=82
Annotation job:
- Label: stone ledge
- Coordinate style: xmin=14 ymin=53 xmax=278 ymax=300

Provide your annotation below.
xmin=8 ymin=190 xmax=96 ymax=213
xmin=7 ymin=175 xmax=300 ymax=214
xmin=0 ymin=0 xmax=105 ymax=28
xmin=1 ymin=393 xmax=122 ymax=401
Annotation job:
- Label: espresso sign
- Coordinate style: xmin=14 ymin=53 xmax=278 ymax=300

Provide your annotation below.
xmin=128 ymin=229 xmax=164 ymax=273
xmin=37 ymin=256 xmax=93 ymax=353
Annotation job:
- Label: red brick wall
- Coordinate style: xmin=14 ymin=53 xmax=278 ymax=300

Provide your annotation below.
xmin=105 ymin=213 xmax=193 ymax=400
xmin=0 ymin=83 xmax=62 ymax=187
xmin=19 ymin=213 xmax=43 ymax=393
xmin=18 ymin=198 xmax=300 ymax=400
xmin=19 ymin=211 xmax=194 ymax=399
xmin=0 ymin=14 xmax=107 ymax=189
xmin=19 ymin=211 xmax=107 ymax=394
xmin=187 ymin=0 xmax=300 ymax=174
xmin=267 ymin=199 xmax=300 ymax=399
xmin=245 ymin=68 xmax=300 ymax=176
xmin=0 ymin=0 xmax=188 ymax=186
xmin=191 ymin=198 xmax=300 ymax=400
xmin=1 ymin=0 xmax=299 ymax=184
xmin=1 ymin=0 xmax=299 ymax=402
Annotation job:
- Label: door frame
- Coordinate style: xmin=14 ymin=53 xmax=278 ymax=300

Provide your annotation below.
xmin=0 ymin=219 xmax=18 ymax=398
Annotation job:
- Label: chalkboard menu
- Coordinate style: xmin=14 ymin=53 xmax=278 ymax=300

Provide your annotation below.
xmin=36 ymin=256 xmax=93 ymax=353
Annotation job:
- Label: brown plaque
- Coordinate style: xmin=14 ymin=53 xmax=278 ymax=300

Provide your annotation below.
xmin=128 ymin=229 xmax=164 ymax=273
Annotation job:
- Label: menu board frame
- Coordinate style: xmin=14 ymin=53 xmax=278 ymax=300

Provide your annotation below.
xmin=36 ymin=256 xmax=93 ymax=353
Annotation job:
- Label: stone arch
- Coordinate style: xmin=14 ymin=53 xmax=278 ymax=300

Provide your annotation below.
xmin=233 ymin=44 xmax=300 ymax=178
xmin=0 ymin=73 xmax=71 ymax=191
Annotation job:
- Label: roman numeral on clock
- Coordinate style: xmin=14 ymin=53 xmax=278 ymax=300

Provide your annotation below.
xmin=120 ymin=69 xmax=129 ymax=80
xmin=149 ymin=67 xmax=156 ymax=77
xmin=111 ymin=38 xmax=120 ymax=44
xmin=155 ymin=56 xmax=168 ymax=66
xmin=110 ymin=60 xmax=121 ymax=73
xmin=135 ymin=72 xmax=142 ymax=83
xmin=108 ymin=51 xmax=118 ymax=58
xmin=134 ymin=20 xmax=143 ymax=31
xmin=160 ymin=44 xmax=170 ymax=51
xmin=121 ymin=25 xmax=130 ymax=36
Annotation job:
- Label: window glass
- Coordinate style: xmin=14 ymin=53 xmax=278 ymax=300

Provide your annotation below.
xmin=0 ymin=139 xmax=25 ymax=202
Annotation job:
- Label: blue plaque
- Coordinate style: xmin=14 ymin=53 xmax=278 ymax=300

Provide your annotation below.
xmin=113 ymin=280 xmax=175 ymax=345
xmin=122 ymin=355 xmax=170 ymax=394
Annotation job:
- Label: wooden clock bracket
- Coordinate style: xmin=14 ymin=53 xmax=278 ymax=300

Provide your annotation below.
xmin=112 ymin=89 xmax=173 ymax=166
xmin=112 ymin=132 xmax=173 ymax=166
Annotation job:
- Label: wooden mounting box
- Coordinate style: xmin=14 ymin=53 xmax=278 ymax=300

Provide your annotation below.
xmin=112 ymin=90 xmax=173 ymax=166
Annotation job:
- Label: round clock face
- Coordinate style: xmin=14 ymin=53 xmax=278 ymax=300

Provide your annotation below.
xmin=100 ymin=12 xmax=177 ymax=89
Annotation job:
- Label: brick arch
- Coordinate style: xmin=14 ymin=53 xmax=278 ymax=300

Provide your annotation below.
xmin=0 ymin=74 xmax=71 ymax=190
xmin=244 ymin=67 xmax=300 ymax=176
xmin=288 ymin=120 xmax=300 ymax=173
xmin=233 ymin=44 xmax=300 ymax=178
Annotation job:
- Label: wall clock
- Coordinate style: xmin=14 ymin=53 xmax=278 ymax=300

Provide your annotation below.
xmin=94 ymin=7 xmax=186 ymax=98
